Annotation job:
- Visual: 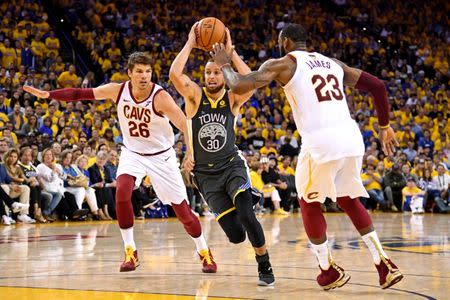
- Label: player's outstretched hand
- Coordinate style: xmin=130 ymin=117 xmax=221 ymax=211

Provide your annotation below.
xmin=224 ymin=28 xmax=235 ymax=56
xmin=379 ymin=126 xmax=399 ymax=157
xmin=23 ymin=85 xmax=50 ymax=99
xmin=210 ymin=43 xmax=231 ymax=66
xmin=183 ymin=154 xmax=195 ymax=173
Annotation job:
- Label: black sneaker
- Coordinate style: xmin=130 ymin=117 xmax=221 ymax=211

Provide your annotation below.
xmin=256 ymin=252 xmax=275 ymax=286
xmin=72 ymin=209 xmax=89 ymax=220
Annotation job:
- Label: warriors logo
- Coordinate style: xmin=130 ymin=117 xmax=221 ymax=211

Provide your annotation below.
xmin=198 ymin=122 xmax=227 ymax=152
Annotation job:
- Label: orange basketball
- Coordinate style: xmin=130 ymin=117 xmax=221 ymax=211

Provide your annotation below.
xmin=195 ymin=17 xmax=226 ymax=51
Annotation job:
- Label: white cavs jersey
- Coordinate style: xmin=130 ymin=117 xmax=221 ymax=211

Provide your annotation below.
xmin=283 ymin=51 xmax=365 ymax=163
xmin=116 ymin=81 xmax=174 ymax=154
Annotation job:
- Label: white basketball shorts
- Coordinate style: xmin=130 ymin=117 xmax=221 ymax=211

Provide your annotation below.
xmin=117 ymin=147 xmax=187 ymax=205
xmin=296 ymin=152 xmax=369 ymax=203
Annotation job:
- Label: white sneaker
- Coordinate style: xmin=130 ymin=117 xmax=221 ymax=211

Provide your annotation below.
xmin=12 ymin=202 xmax=30 ymax=213
xmin=1 ymin=215 xmax=11 ymax=225
xmin=8 ymin=216 xmax=16 ymax=224
xmin=17 ymin=214 xmax=36 ymax=224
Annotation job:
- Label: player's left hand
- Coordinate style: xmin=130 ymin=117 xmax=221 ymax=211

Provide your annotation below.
xmin=183 ymin=153 xmax=195 ymax=172
xmin=210 ymin=43 xmax=231 ymax=66
xmin=379 ymin=126 xmax=399 ymax=157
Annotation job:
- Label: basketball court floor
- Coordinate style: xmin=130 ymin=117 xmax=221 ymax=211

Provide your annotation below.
xmin=0 ymin=213 xmax=448 ymax=299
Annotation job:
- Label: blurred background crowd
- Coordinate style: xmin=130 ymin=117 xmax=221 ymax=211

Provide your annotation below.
xmin=0 ymin=0 xmax=449 ymax=225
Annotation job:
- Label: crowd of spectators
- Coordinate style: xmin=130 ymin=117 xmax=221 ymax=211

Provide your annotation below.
xmin=0 ymin=0 xmax=449 ymax=224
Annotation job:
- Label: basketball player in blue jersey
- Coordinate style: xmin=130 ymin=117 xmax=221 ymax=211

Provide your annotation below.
xmin=170 ymin=23 xmax=275 ymax=286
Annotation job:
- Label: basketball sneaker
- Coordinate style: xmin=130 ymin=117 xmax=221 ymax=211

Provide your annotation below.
xmin=274 ymin=208 xmax=289 ymax=215
xmin=317 ymin=261 xmax=350 ymax=290
xmin=256 ymin=252 xmax=275 ymax=286
xmin=198 ymin=248 xmax=217 ymax=273
xmin=375 ymin=256 xmax=403 ymax=289
xmin=119 ymin=246 xmax=140 ymax=272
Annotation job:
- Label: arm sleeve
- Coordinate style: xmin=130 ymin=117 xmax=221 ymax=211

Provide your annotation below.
xmin=355 ymin=72 xmax=390 ymax=127
xmin=49 ymin=88 xmax=95 ymax=101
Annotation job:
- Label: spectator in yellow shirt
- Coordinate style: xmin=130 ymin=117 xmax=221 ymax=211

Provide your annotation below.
xmin=31 ymin=35 xmax=46 ymax=59
xmin=278 ymin=156 xmax=295 ymax=176
xmin=402 ymin=177 xmax=425 ymax=212
xmin=249 ymin=160 xmax=287 ymax=215
xmin=45 ymin=30 xmax=60 ymax=57
xmin=57 ymin=65 xmax=79 ymax=88
xmin=107 ymin=41 xmax=122 ymax=63
xmin=361 ymin=164 xmax=386 ymax=209
xmin=53 ymin=56 xmax=65 ymax=74
xmin=110 ymin=68 xmax=129 ymax=83
xmin=259 ymin=141 xmax=278 ymax=157
xmin=0 ymin=39 xmax=17 ymax=68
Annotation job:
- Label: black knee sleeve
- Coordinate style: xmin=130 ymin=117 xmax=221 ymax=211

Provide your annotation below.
xmin=235 ymin=189 xmax=266 ymax=248
xmin=218 ymin=211 xmax=246 ymax=244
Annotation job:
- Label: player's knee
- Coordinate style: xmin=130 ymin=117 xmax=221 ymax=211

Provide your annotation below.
xmin=116 ymin=174 xmax=135 ymax=203
xmin=299 ymin=199 xmax=322 ymax=217
xmin=337 ymin=196 xmax=360 ymax=211
xmin=227 ymin=230 xmax=246 ymax=244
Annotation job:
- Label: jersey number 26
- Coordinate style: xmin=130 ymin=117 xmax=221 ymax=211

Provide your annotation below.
xmin=128 ymin=121 xmax=150 ymax=138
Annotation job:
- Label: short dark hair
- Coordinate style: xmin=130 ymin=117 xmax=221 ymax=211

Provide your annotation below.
xmin=280 ymin=23 xmax=307 ymax=43
xmin=127 ymin=52 xmax=152 ymax=71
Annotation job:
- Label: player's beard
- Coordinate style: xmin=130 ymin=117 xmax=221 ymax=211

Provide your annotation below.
xmin=206 ymin=83 xmax=225 ymax=94
xmin=279 ymin=45 xmax=286 ymax=57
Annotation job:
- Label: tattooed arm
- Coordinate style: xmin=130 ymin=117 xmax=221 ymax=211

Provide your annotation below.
xmin=220 ymin=57 xmax=291 ymax=95
xmin=211 ymin=43 xmax=294 ymax=95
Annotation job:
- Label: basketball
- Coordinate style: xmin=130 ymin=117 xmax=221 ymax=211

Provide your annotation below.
xmin=195 ymin=17 xmax=226 ymax=51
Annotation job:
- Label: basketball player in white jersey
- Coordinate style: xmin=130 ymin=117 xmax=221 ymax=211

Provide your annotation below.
xmin=23 ymin=52 xmax=217 ymax=273
xmin=211 ymin=23 xmax=403 ymax=290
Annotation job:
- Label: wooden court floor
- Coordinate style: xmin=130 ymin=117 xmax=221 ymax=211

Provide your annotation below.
xmin=0 ymin=213 xmax=449 ymax=299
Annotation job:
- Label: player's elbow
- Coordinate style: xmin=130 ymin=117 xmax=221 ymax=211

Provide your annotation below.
xmin=229 ymin=85 xmax=248 ymax=95
xmin=373 ymin=77 xmax=385 ymax=91
xmin=168 ymin=70 xmax=177 ymax=82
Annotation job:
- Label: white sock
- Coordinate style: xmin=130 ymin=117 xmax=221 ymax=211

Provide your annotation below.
xmin=120 ymin=227 xmax=136 ymax=251
xmin=192 ymin=233 xmax=208 ymax=252
xmin=362 ymin=231 xmax=388 ymax=265
xmin=311 ymin=240 xmax=332 ymax=270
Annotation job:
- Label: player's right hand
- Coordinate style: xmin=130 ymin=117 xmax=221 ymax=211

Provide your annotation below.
xmin=23 ymin=85 xmax=50 ymax=99
xmin=188 ymin=22 xmax=202 ymax=49
xmin=224 ymin=28 xmax=235 ymax=57
xmin=379 ymin=125 xmax=399 ymax=157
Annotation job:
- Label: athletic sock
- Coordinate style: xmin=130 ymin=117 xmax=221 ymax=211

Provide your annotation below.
xmin=361 ymin=231 xmax=388 ymax=265
xmin=192 ymin=232 xmax=208 ymax=252
xmin=311 ymin=240 xmax=332 ymax=270
xmin=120 ymin=227 xmax=136 ymax=251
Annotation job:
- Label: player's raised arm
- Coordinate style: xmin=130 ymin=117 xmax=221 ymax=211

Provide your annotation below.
xmin=169 ymin=23 xmax=202 ymax=105
xmin=333 ymin=58 xmax=399 ymax=156
xmin=225 ymin=28 xmax=254 ymax=106
xmin=211 ymin=43 xmax=290 ymax=95
xmin=23 ymin=83 xmax=122 ymax=102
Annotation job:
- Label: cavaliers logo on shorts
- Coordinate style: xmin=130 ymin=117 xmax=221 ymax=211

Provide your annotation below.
xmin=198 ymin=122 xmax=227 ymax=152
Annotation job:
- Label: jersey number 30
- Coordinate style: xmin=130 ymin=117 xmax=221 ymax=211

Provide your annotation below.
xmin=311 ymin=74 xmax=344 ymax=102
xmin=129 ymin=121 xmax=150 ymax=138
